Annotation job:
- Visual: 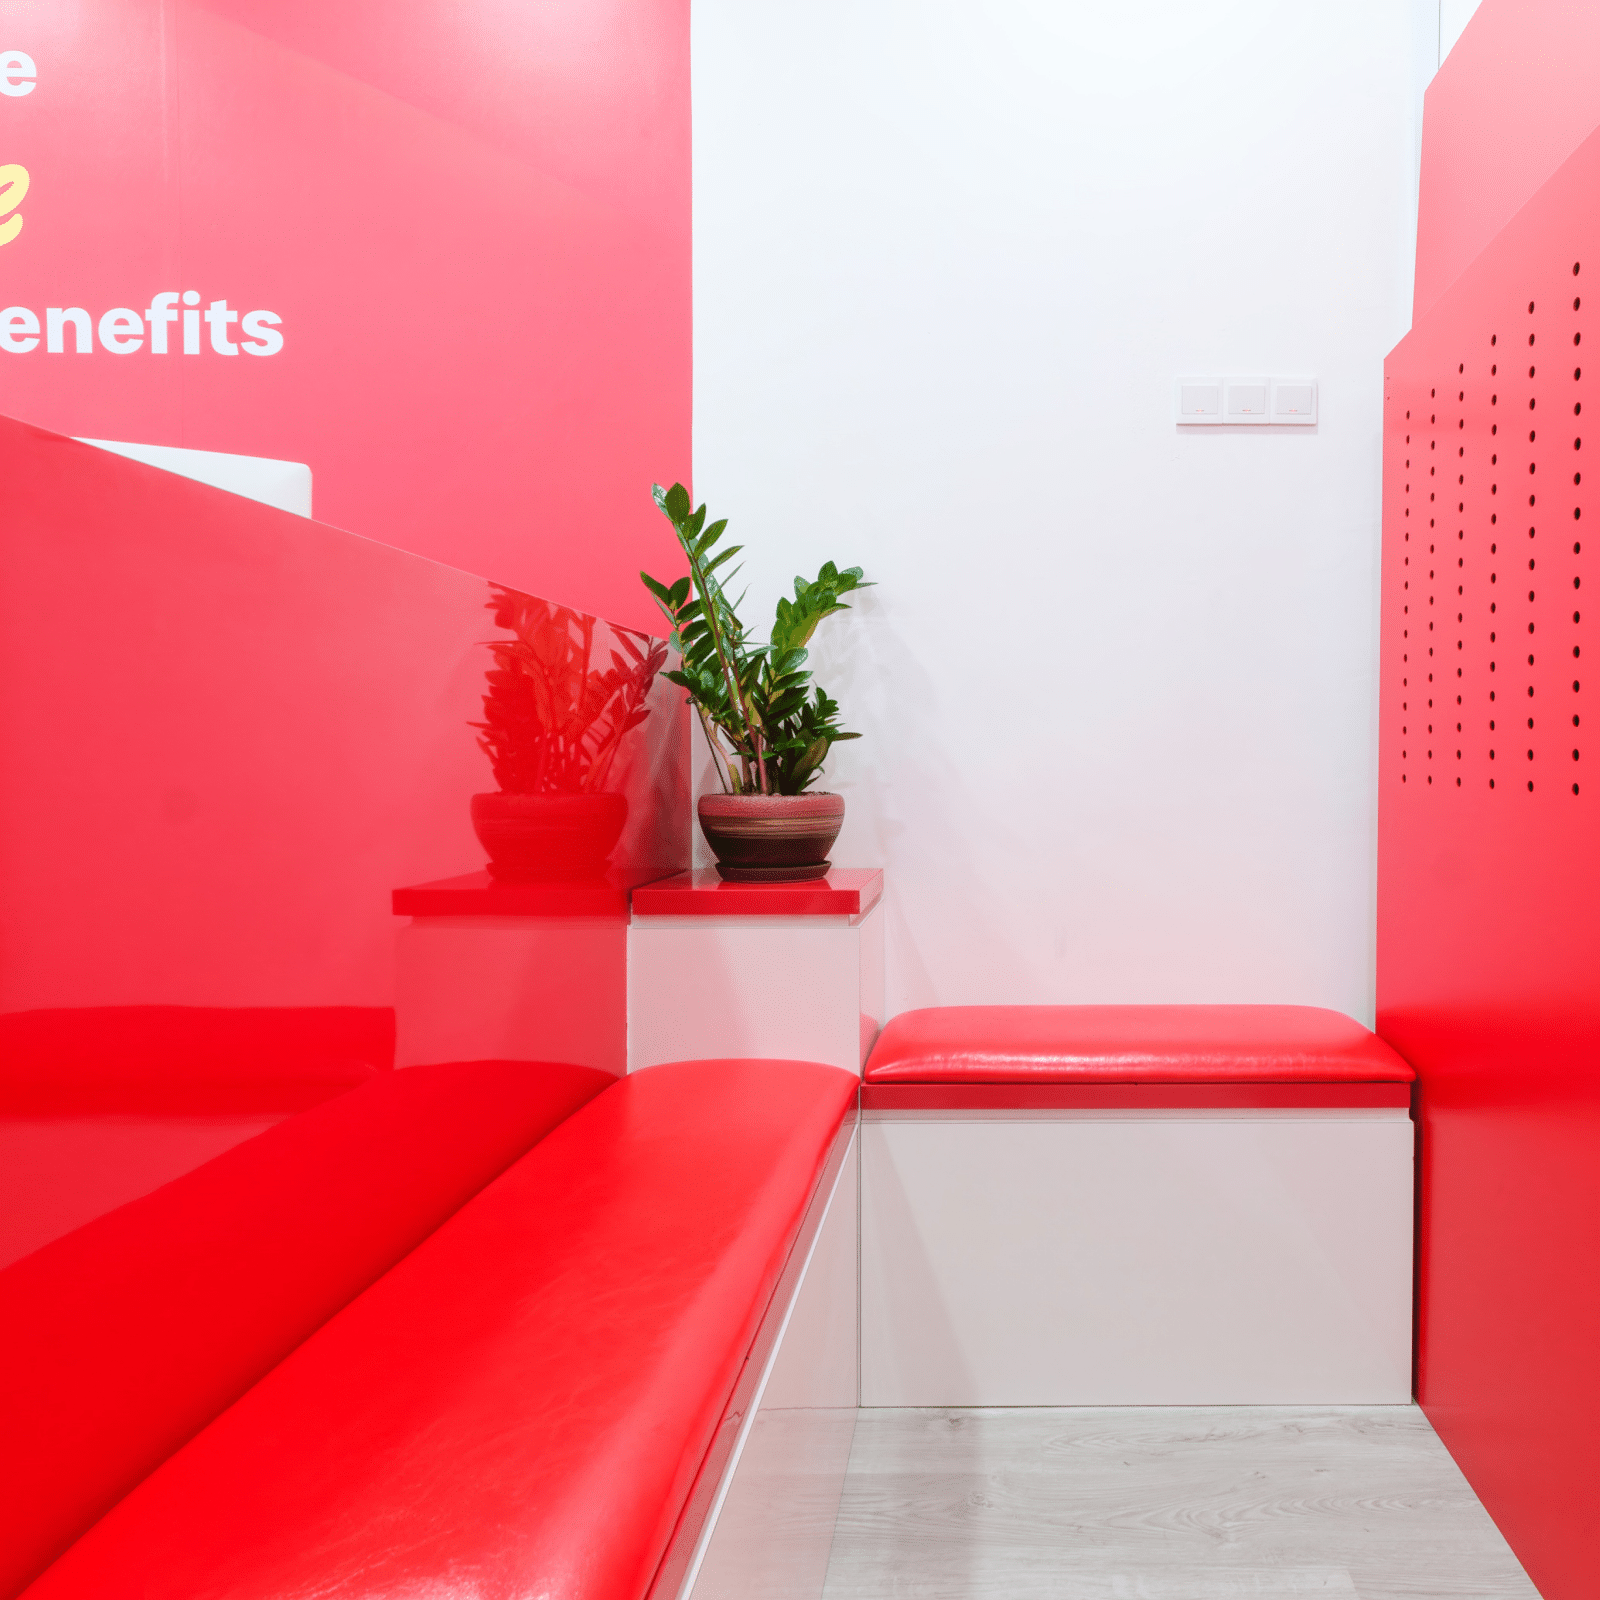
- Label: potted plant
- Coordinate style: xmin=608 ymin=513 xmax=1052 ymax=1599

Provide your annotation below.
xmin=470 ymin=584 xmax=667 ymax=880
xmin=641 ymin=482 xmax=870 ymax=881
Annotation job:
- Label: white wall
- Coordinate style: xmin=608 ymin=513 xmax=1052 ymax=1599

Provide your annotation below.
xmin=692 ymin=2 xmax=1430 ymax=1024
xmin=1439 ymin=0 xmax=1488 ymax=66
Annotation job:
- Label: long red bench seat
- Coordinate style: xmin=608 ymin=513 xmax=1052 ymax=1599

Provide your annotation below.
xmin=20 ymin=1058 xmax=858 ymax=1600
xmin=0 ymin=1058 xmax=611 ymax=1600
xmin=863 ymin=1004 xmax=1414 ymax=1109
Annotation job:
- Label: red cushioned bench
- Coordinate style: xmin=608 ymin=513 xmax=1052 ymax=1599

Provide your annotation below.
xmin=857 ymin=1005 xmax=1416 ymax=1408
xmin=863 ymin=1003 xmax=1415 ymax=1107
xmin=0 ymin=1058 xmax=611 ymax=1599
xmin=19 ymin=1059 xmax=858 ymax=1600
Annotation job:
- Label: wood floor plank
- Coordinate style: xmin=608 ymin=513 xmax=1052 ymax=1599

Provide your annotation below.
xmin=820 ymin=1407 xmax=1541 ymax=1599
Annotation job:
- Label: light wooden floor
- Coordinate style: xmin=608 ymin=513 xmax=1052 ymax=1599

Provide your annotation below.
xmin=821 ymin=1406 xmax=1542 ymax=1599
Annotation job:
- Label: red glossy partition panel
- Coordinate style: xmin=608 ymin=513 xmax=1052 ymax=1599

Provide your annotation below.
xmin=1380 ymin=120 xmax=1600 ymax=1600
xmin=0 ymin=0 xmax=690 ymax=632
xmin=0 ymin=418 xmax=688 ymax=1256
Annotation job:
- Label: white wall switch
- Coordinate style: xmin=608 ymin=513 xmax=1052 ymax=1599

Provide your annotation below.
xmin=1225 ymin=376 xmax=1270 ymax=423
xmin=1271 ymin=377 xmax=1318 ymax=424
xmin=1175 ymin=378 xmax=1223 ymax=423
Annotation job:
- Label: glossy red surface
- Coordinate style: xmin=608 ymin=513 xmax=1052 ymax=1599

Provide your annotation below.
xmin=393 ymin=867 xmax=678 ymax=920
xmin=0 ymin=0 xmax=690 ymax=632
xmin=631 ymin=867 xmax=884 ymax=918
xmin=0 ymin=419 xmax=686 ymax=1017
xmin=0 ymin=1007 xmax=387 ymax=1114
xmin=1415 ymin=0 xmax=1600 ymax=320
xmin=2 ymin=413 xmax=686 ymax=1237
xmin=861 ymin=1082 xmax=1412 ymax=1112
xmin=0 ymin=1059 xmax=611 ymax=1600
xmin=864 ymin=1005 xmax=1414 ymax=1085
xmin=21 ymin=1060 xmax=859 ymax=1600
xmin=1381 ymin=94 xmax=1600 ymax=1599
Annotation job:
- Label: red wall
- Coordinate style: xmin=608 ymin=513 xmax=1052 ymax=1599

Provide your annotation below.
xmin=1381 ymin=79 xmax=1600 ymax=1600
xmin=0 ymin=0 xmax=690 ymax=634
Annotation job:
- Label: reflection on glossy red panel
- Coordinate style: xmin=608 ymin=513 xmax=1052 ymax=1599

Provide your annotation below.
xmin=0 ymin=1059 xmax=612 ymax=1598
xmin=472 ymin=587 xmax=669 ymax=881
xmin=0 ymin=1008 xmax=388 ymax=1113
xmin=1380 ymin=113 xmax=1600 ymax=1600
xmin=1 ymin=417 xmax=688 ymax=1242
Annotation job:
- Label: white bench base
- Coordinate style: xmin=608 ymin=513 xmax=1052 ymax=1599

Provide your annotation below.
xmin=860 ymin=1108 xmax=1414 ymax=1407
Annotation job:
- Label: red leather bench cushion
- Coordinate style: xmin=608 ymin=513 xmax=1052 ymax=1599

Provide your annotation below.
xmin=864 ymin=1005 xmax=1414 ymax=1083
xmin=22 ymin=1058 xmax=859 ymax=1600
xmin=0 ymin=1058 xmax=611 ymax=1600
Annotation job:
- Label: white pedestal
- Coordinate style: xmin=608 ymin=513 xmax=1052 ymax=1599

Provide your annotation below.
xmin=860 ymin=1108 xmax=1415 ymax=1406
xmin=627 ymin=873 xmax=884 ymax=1075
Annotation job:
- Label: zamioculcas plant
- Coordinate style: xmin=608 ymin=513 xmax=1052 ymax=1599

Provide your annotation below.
xmin=640 ymin=482 xmax=870 ymax=797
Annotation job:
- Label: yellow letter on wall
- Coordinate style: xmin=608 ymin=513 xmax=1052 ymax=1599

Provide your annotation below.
xmin=0 ymin=163 xmax=29 ymax=246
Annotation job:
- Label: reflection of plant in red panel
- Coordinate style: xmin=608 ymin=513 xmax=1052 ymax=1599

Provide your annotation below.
xmin=469 ymin=585 xmax=668 ymax=879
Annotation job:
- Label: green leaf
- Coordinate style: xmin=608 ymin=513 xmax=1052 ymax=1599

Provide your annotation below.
xmin=659 ymin=482 xmax=691 ymax=523
xmin=639 ymin=571 xmax=675 ymax=606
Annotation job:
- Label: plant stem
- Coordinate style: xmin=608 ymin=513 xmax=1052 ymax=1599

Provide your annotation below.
xmin=695 ymin=703 xmax=734 ymax=794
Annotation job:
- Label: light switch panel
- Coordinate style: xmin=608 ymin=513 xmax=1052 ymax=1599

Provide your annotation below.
xmin=1225 ymin=376 xmax=1270 ymax=423
xmin=1175 ymin=378 xmax=1223 ymax=423
xmin=1271 ymin=377 xmax=1317 ymax=424
xmin=1176 ymin=374 xmax=1318 ymax=427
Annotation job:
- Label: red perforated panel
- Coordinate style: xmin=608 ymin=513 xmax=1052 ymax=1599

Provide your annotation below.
xmin=1380 ymin=117 xmax=1600 ymax=1600
xmin=1386 ymin=262 xmax=1586 ymax=796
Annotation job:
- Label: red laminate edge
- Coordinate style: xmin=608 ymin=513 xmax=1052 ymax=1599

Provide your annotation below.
xmin=391 ymin=868 xmax=680 ymax=919
xmin=859 ymin=1082 xmax=1414 ymax=1112
xmin=630 ymin=868 xmax=883 ymax=918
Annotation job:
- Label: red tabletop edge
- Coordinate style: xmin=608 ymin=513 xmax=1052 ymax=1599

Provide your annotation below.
xmin=630 ymin=868 xmax=884 ymax=918
xmin=392 ymin=868 xmax=681 ymax=919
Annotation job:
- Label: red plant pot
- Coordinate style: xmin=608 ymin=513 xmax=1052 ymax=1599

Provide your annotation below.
xmin=471 ymin=792 xmax=628 ymax=881
xmin=697 ymin=792 xmax=845 ymax=883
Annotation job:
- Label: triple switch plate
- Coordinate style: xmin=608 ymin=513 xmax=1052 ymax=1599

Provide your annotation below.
xmin=1176 ymin=376 xmax=1317 ymax=426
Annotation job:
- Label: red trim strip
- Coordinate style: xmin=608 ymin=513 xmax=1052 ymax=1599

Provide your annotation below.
xmin=860 ymin=1082 xmax=1413 ymax=1111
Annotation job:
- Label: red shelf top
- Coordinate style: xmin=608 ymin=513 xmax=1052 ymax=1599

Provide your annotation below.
xmin=392 ymin=868 xmax=680 ymax=919
xmin=630 ymin=868 xmax=883 ymax=919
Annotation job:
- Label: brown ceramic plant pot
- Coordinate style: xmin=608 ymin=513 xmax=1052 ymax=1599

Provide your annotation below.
xmin=697 ymin=792 xmax=845 ymax=883
xmin=471 ymin=792 xmax=628 ymax=881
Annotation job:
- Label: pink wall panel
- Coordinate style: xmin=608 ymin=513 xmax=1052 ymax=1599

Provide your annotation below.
xmin=0 ymin=0 xmax=689 ymax=633
xmin=1416 ymin=0 xmax=1600 ymax=320
xmin=1381 ymin=120 xmax=1600 ymax=1600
